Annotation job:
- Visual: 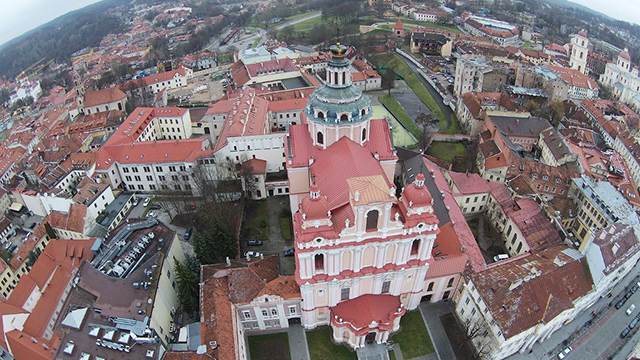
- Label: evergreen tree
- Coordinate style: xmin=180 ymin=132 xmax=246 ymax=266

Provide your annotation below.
xmin=174 ymin=256 xmax=200 ymax=316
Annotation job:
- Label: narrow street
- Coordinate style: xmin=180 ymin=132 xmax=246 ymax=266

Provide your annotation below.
xmin=508 ymin=265 xmax=640 ymax=360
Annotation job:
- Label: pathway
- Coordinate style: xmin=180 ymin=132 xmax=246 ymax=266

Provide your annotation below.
xmin=431 ymin=133 xmax=472 ymax=142
xmin=357 ymin=343 xmax=389 ymax=360
xmin=288 ymin=325 xmax=310 ymax=360
xmin=274 ymin=11 xmax=322 ymax=31
xmin=419 ymin=302 xmax=457 ymax=360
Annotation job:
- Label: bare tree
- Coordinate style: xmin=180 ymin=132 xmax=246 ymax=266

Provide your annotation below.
xmin=463 ymin=316 xmax=494 ymax=360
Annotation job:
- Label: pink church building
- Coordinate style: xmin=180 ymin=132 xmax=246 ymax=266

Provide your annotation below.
xmin=285 ymin=44 xmax=442 ymax=348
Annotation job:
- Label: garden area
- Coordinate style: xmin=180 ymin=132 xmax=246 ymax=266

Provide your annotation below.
xmin=379 ymin=94 xmax=422 ymax=140
xmin=426 ymin=141 xmax=466 ymax=164
xmin=371 ymin=53 xmax=460 ymax=135
xmin=372 ymin=104 xmax=418 ymax=148
xmin=242 ymin=200 xmax=269 ymax=240
xmin=390 ymin=310 xmax=435 ymax=358
xmin=307 ymin=327 xmax=356 ymax=360
xmin=248 ymin=332 xmax=291 ymax=360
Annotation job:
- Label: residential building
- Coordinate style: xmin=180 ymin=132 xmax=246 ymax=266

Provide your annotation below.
xmin=410 ymin=30 xmax=452 ymax=57
xmin=568 ymin=176 xmax=639 ymax=248
xmin=538 ymin=127 xmax=577 ymax=167
xmin=122 ymin=66 xmax=192 ymax=96
xmin=79 ymin=87 xmax=127 ymax=115
xmin=461 ymin=13 xmax=519 ymax=46
xmin=454 ymin=246 xmax=593 ymax=359
xmin=456 ymin=92 xmax=520 ymax=136
xmin=454 ymin=55 xmax=509 ymax=98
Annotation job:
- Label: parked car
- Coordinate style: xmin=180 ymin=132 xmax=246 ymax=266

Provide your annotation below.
xmin=244 ymin=251 xmax=262 ymax=258
xmin=557 ymin=346 xmax=572 ymax=359
xmin=493 ymin=254 xmax=509 ymax=262
xmin=147 ymin=211 xmax=157 ymax=218
xmin=183 ymin=228 xmax=193 ymax=241
xmin=627 ymin=304 xmax=636 ymax=316
xmin=626 ymin=291 xmax=634 ymax=300
xmin=132 ymin=198 xmax=140 ymax=206
xmin=621 ymin=327 xmax=631 ymax=338
xmin=616 ymin=298 xmax=627 ymax=309
xmin=143 ymin=198 xmax=151 ymax=207
xmin=630 ymin=317 xmax=639 ymax=329
xmin=283 ymin=248 xmax=295 ymax=257
xmin=247 ymin=240 xmax=264 ymax=246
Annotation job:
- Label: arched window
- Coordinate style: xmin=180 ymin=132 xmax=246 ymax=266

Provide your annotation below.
xmin=314 ymin=254 xmax=324 ymax=271
xmin=316 ymin=131 xmax=324 ymax=145
xmin=410 ymin=239 xmax=421 ymax=256
xmin=340 ymin=114 xmax=349 ymax=122
xmin=317 ymin=111 xmax=325 ymax=119
xmin=342 ymin=71 xmax=346 ymax=85
xmin=362 ymin=128 xmax=367 ymax=141
xmin=366 ymin=210 xmax=379 ymax=231
xmin=361 ymin=108 xmax=366 ymax=116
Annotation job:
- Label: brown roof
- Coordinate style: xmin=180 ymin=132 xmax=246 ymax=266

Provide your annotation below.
xmin=470 ymin=245 xmax=593 ymax=338
xmin=199 ymin=257 xmax=297 ymax=360
xmin=83 ymin=87 xmax=127 ymax=108
xmin=592 ymin=224 xmax=640 ymax=275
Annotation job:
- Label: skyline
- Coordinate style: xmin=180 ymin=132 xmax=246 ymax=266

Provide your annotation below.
xmin=0 ymin=0 xmax=640 ymax=46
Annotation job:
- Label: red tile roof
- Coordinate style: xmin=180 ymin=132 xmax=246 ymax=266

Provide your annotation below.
xmin=470 ymin=245 xmax=592 ymax=339
xmin=1 ymin=239 xmax=94 ymax=359
xmin=331 ymin=294 xmax=404 ymax=332
xmin=83 ymin=87 xmax=127 ymax=108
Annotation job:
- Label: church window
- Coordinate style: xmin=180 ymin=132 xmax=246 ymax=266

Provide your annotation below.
xmin=340 ymin=287 xmax=350 ymax=300
xmin=362 ymin=128 xmax=367 ymax=141
xmin=381 ymin=281 xmax=391 ymax=294
xmin=317 ymin=111 xmax=324 ymax=119
xmin=361 ymin=108 xmax=366 ymax=116
xmin=314 ymin=254 xmax=324 ymax=271
xmin=317 ymin=131 xmax=324 ymax=145
xmin=410 ymin=239 xmax=421 ymax=256
xmin=340 ymin=113 xmax=349 ymax=122
xmin=366 ymin=210 xmax=379 ymax=231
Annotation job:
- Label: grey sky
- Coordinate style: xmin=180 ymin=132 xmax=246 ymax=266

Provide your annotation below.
xmin=0 ymin=0 xmax=100 ymax=45
xmin=569 ymin=0 xmax=640 ymax=25
xmin=0 ymin=0 xmax=639 ymax=46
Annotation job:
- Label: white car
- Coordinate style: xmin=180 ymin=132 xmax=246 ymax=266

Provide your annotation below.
xmin=557 ymin=346 xmax=572 ymax=359
xmin=143 ymin=198 xmax=151 ymax=207
xmin=493 ymin=254 xmax=509 ymax=262
xmin=627 ymin=304 xmax=636 ymax=315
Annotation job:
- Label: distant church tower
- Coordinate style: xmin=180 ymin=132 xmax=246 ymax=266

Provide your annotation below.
xmin=570 ymin=29 xmax=589 ymax=74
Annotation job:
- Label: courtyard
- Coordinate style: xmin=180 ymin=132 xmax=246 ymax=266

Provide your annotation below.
xmin=246 ymin=312 xmax=435 ymax=360
xmin=241 ymin=197 xmax=295 ymax=274
xmin=467 ymin=215 xmax=509 ymax=263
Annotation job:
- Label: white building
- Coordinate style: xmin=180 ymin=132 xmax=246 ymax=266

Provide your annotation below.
xmin=600 ymin=49 xmax=640 ymax=110
xmin=569 ymin=30 xmax=589 ymax=74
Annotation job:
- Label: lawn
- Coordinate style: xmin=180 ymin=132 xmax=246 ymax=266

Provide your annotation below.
xmin=398 ymin=17 xmax=461 ymax=33
xmin=378 ymin=95 xmax=422 ymax=140
xmin=279 ymin=214 xmax=292 ymax=241
xmin=391 ymin=310 xmax=435 ymax=358
xmin=248 ymin=333 xmax=291 ymax=360
xmin=372 ymin=54 xmax=459 ymax=134
xmin=242 ymin=200 xmax=270 ymax=240
xmin=372 ymin=105 xmax=418 ymax=148
xmin=289 ymin=16 xmax=323 ymax=33
xmin=307 ymin=327 xmax=356 ymax=360
xmin=426 ymin=141 xmax=466 ymax=164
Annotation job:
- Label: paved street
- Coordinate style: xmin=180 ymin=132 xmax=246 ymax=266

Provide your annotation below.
xmin=508 ymin=265 xmax=640 ymax=360
xmin=419 ymin=302 xmax=457 ymax=360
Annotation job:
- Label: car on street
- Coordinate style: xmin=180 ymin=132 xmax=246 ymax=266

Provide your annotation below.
xmin=143 ymin=198 xmax=151 ymax=207
xmin=621 ymin=327 xmax=631 ymax=338
xmin=247 ymin=240 xmax=264 ymax=246
xmin=627 ymin=304 xmax=637 ymax=315
xmin=147 ymin=211 xmax=157 ymax=218
xmin=630 ymin=317 xmax=640 ymax=329
xmin=557 ymin=346 xmax=572 ymax=359
xmin=183 ymin=228 xmax=193 ymax=241
xmin=283 ymin=248 xmax=294 ymax=257
xmin=616 ymin=298 xmax=627 ymax=309
xmin=626 ymin=291 xmax=634 ymax=300
xmin=244 ymin=251 xmax=262 ymax=258
xmin=132 ymin=198 xmax=139 ymax=206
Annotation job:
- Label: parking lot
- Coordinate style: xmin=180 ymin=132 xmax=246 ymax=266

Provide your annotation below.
xmin=241 ymin=197 xmax=295 ymax=275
